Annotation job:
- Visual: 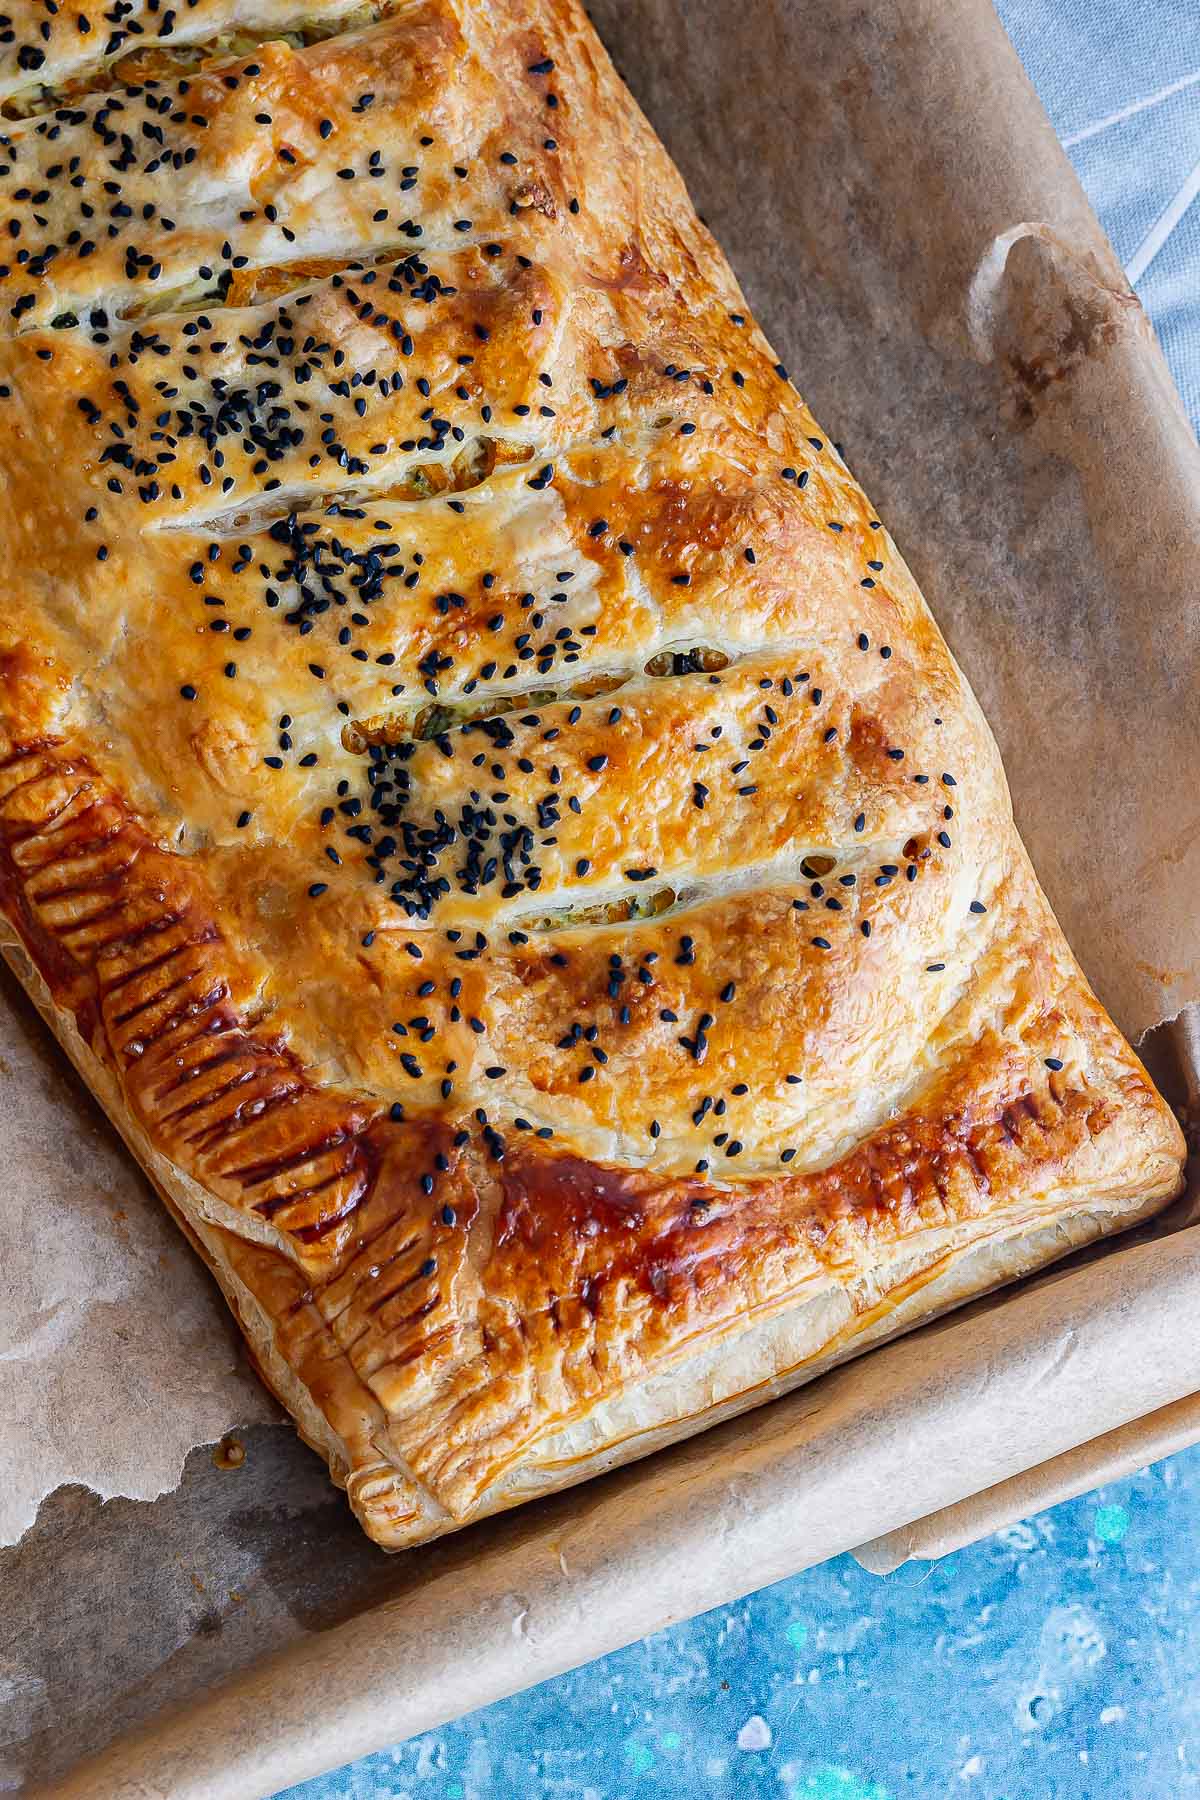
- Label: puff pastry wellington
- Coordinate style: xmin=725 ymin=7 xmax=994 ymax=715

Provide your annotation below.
xmin=0 ymin=0 xmax=1185 ymax=1546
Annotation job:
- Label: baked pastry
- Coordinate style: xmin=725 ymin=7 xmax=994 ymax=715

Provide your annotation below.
xmin=0 ymin=0 xmax=1184 ymax=1548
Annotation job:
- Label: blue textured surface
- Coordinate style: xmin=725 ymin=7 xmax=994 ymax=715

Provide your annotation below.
xmin=287 ymin=5 xmax=1200 ymax=1794
xmin=283 ymin=1453 xmax=1200 ymax=1798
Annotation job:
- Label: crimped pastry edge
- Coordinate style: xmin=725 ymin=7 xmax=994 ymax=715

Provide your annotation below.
xmin=5 ymin=926 xmax=1181 ymax=1549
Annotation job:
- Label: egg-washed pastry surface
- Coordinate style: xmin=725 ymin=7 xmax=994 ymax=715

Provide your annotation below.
xmin=0 ymin=0 xmax=1184 ymax=1544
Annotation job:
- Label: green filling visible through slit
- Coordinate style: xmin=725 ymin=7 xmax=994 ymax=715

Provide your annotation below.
xmin=3 ymin=8 xmax=383 ymax=117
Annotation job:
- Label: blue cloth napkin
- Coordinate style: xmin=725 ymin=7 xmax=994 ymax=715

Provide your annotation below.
xmin=1000 ymin=0 xmax=1200 ymax=429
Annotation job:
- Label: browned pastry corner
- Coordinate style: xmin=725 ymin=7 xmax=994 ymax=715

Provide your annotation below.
xmin=0 ymin=0 xmax=1184 ymax=1546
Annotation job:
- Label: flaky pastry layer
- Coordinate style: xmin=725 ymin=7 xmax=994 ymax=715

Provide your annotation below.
xmin=0 ymin=0 xmax=1184 ymax=1544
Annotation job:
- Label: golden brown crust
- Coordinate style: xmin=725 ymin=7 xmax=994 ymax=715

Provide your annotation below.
xmin=0 ymin=0 xmax=1184 ymax=1544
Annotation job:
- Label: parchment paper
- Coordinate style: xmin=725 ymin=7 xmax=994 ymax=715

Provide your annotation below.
xmin=5 ymin=0 xmax=1200 ymax=1787
xmin=854 ymin=1390 xmax=1200 ymax=1576
xmin=0 ymin=957 xmax=275 ymax=1547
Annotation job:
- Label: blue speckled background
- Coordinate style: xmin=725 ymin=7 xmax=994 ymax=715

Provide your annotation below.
xmin=283 ymin=1454 xmax=1200 ymax=1798
xmin=287 ymin=5 xmax=1200 ymax=1793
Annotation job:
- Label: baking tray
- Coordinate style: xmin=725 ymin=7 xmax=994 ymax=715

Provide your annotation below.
xmin=7 ymin=0 xmax=1200 ymax=1790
